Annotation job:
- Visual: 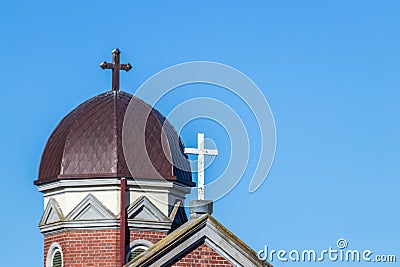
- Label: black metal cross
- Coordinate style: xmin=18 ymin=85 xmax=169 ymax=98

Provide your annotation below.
xmin=100 ymin=48 xmax=132 ymax=91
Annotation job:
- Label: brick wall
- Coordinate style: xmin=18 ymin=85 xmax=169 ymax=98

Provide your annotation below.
xmin=128 ymin=230 xmax=167 ymax=245
xmin=44 ymin=229 xmax=167 ymax=267
xmin=44 ymin=230 xmax=120 ymax=267
xmin=171 ymin=242 xmax=234 ymax=267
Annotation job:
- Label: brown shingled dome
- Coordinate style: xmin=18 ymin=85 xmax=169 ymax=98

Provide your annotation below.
xmin=35 ymin=90 xmax=193 ymax=186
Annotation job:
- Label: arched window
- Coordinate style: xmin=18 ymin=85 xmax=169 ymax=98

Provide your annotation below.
xmin=47 ymin=243 xmax=63 ymax=267
xmin=127 ymin=245 xmax=147 ymax=261
xmin=52 ymin=249 xmax=62 ymax=267
xmin=126 ymin=240 xmax=153 ymax=262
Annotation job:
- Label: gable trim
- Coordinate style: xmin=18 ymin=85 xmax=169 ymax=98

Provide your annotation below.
xmin=126 ymin=196 xmax=170 ymax=222
xmin=65 ymin=193 xmax=116 ymax=221
xmin=39 ymin=198 xmax=64 ymax=226
xmin=126 ymin=214 xmax=272 ymax=267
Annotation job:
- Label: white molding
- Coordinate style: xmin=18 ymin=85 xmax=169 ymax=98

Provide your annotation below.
xmin=38 ymin=177 xmax=191 ymax=194
xmin=65 ymin=194 xmax=116 ymax=220
xmin=39 ymin=177 xmax=190 ymax=216
xmin=40 ymin=219 xmax=120 ymax=233
xmin=40 ymin=198 xmax=64 ymax=226
xmin=38 ymin=195 xmax=183 ymax=233
xmin=127 ymin=196 xmax=170 ymax=222
xmin=127 ymin=220 xmax=172 ymax=231
xmin=39 ymin=219 xmax=173 ymax=234
xmin=128 ymin=239 xmax=153 ymax=249
xmin=38 ymin=178 xmax=191 ymax=233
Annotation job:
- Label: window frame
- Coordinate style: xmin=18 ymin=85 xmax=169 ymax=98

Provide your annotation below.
xmin=126 ymin=239 xmax=153 ymax=262
xmin=46 ymin=242 xmax=63 ymax=267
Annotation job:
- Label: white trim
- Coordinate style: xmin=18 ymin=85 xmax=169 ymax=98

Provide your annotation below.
xmin=39 ymin=198 xmax=64 ymax=226
xmin=40 ymin=219 xmax=119 ymax=233
xmin=127 ymin=196 xmax=170 ymax=222
xmin=38 ymin=177 xmax=191 ymax=194
xmin=39 ymin=177 xmax=190 ymax=217
xmin=39 ymin=219 xmax=172 ymax=233
xmin=64 ymin=193 xmax=116 ymax=221
xmin=46 ymin=242 xmax=63 ymax=267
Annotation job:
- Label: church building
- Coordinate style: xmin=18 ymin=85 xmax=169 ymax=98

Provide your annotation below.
xmin=35 ymin=49 xmax=271 ymax=267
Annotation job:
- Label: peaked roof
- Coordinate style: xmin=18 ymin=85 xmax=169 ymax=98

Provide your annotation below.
xmin=39 ymin=198 xmax=64 ymax=226
xmin=65 ymin=193 xmax=116 ymax=221
xmin=125 ymin=196 xmax=188 ymax=231
xmin=127 ymin=196 xmax=170 ymax=222
xmin=126 ymin=214 xmax=272 ymax=267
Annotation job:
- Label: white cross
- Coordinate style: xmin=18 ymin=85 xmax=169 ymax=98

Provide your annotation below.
xmin=184 ymin=133 xmax=218 ymax=200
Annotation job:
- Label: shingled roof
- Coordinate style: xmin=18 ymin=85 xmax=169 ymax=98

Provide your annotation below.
xmin=35 ymin=90 xmax=193 ymax=186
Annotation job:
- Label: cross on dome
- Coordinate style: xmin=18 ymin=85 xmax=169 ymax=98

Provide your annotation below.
xmin=100 ymin=48 xmax=132 ymax=91
xmin=184 ymin=133 xmax=218 ymax=200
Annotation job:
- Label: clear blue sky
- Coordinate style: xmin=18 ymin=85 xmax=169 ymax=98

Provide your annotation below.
xmin=1 ymin=1 xmax=399 ymax=266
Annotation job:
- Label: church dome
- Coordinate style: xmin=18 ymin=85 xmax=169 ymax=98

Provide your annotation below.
xmin=35 ymin=90 xmax=193 ymax=186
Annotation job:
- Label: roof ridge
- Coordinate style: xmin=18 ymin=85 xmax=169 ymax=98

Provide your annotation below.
xmin=126 ymin=214 xmax=272 ymax=267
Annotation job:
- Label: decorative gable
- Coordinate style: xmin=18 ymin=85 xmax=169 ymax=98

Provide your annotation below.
xmin=39 ymin=198 xmax=64 ymax=226
xmin=127 ymin=196 xmax=170 ymax=222
xmin=65 ymin=194 xmax=116 ymax=221
xmin=169 ymin=200 xmax=188 ymax=230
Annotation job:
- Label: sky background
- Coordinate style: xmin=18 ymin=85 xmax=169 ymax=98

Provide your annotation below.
xmin=1 ymin=1 xmax=399 ymax=266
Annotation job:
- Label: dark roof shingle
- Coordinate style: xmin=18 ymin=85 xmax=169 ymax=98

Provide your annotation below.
xmin=35 ymin=90 xmax=193 ymax=186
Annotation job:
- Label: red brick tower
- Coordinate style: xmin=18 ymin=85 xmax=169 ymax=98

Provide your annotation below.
xmin=35 ymin=50 xmax=194 ymax=267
